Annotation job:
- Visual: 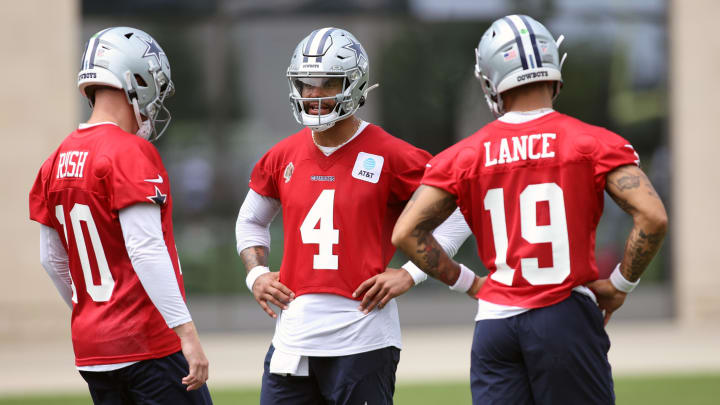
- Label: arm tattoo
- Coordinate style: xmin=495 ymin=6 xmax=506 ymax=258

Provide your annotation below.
xmin=608 ymin=191 xmax=637 ymax=214
xmin=408 ymin=194 xmax=458 ymax=284
xmin=621 ymin=227 xmax=665 ymax=281
xmin=607 ymin=164 xmax=667 ymax=281
xmin=612 ymin=173 xmax=641 ymax=191
xmin=240 ymin=246 xmax=269 ymax=273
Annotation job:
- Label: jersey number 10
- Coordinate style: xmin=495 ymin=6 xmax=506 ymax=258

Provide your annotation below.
xmin=55 ymin=203 xmax=115 ymax=302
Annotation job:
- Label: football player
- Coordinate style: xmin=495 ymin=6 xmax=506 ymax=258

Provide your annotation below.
xmin=29 ymin=27 xmax=212 ymax=404
xmin=235 ymin=27 xmax=478 ymax=404
xmin=392 ymin=15 xmax=667 ymax=404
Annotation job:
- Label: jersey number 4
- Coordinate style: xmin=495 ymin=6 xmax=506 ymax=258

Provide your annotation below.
xmin=300 ymin=189 xmax=339 ymax=270
xmin=55 ymin=203 xmax=115 ymax=302
xmin=484 ymin=182 xmax=571 ymax=286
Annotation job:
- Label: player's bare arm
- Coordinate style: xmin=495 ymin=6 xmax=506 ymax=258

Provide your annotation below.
xmin=173 ymin=321 xmax=209 ymax=391
xmin=392 ymin=186 xmax=484 ymax=297
xmin=240 ymin=245 xmax=269 ymax=270
xmin=240 ymin=245 xmax=294 ymax=319
xmin=587 ymin=164 xmax=668 ymax=324
xmin=606 ymin=165 xmax=668 ymax=280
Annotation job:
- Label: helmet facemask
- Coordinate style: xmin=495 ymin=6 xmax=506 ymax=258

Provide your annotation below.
xmin=125 ymin=59 xmax=174 ymax=142
xmin=289 ymin=74 xmax=353 ymax=132
xmin=288 ymin=68 xmax=369 ymax=132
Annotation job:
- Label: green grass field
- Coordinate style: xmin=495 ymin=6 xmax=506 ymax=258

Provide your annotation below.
xmin=1 ymin=374 xmax=718 ymax=404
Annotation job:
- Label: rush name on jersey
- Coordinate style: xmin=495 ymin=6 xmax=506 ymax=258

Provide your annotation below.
xmin=29 ymin=123 xmax=183 ymax=366
xmin=250 ymin=124 xmax=431 ymax=299
xmin=423 ymin=112 xmax=640 ymax=308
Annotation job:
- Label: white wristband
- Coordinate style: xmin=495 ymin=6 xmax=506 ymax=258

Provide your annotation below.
xmin=449 ymin=263 xmax=476 ymax=292
xmin=609 ymin=263 xmax=640 ymax=293
xmin=401 ymin=261 xmax=428 ymax=285
xmin=246 ymin=266 xmax=270 ymax=292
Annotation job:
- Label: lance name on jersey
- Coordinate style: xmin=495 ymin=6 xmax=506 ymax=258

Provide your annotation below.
xmin=484 ymin=133 xmax=556 ymax=167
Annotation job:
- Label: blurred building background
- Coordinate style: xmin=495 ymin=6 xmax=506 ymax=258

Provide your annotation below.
xmin=1 ymin=0 xmax=719 ymax=395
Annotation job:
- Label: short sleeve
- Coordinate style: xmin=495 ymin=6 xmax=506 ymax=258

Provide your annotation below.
xmin=29 ymin=157 xmax=54 ymax=226
xmin=111 ymin=142 xmax=169 ymax=211
xmin=389 ymin=146 xmax=432 ymax=202
xmin=421 ymin=147 xmax=461 ymax=197
xmin=249 ymin=151 xmax=280 ymax=199
xmin=594 ymin=130 xmax=640 ymax=180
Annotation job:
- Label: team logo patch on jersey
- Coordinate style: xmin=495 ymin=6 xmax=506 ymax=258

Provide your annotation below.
xmin=352 ymin=152 xmax=384 ymax=184
xmin=147 ymin=186 xmax=167 ymax=205
xmin=284 ymin=162 xmax=294 ymax=183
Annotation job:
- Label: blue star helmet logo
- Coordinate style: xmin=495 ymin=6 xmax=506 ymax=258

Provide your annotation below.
xmin=342 ymin=38 xmax=366 ymax=65
xmin=147 ymin=186 xmax=167 ymax=205
xmin=140 ymin=36 xmax=165 ymax=66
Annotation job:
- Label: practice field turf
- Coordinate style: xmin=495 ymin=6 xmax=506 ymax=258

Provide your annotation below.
xmin=1 ymin=374 xmax=718 ymax=404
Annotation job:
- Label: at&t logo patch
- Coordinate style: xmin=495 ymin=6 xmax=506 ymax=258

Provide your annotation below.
xmin=352 ymin=152 xmax=384 ymax=184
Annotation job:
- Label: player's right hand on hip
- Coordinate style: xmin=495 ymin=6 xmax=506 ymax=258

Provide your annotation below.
xmin=252 ymin=272 xmax=295 ymax=319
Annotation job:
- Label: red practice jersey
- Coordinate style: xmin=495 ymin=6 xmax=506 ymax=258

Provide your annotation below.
xmin=250 ymin=124 xmax=431 ymax=299
xmin=29 ymin=124 xmax=183 ymax=366
xmin=423 ymin=112 xmax=639 ymax=308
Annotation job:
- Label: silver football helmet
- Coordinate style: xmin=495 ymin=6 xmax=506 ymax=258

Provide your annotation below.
xmin=77 ymin=27 xmax=175 ymax=141
xmin=287 ymin=27 xmax=378 ymax=132
xmin=474 ymin=15 xmax=567 ymax=117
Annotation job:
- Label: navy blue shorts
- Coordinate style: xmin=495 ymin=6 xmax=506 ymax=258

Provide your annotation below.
xmin=79 ymin=351 xmax=212 ymax=405
xmin=260 ymin=345 xmax=400 ymax=405
xmin=470 ymin=292 xmax=614 ymax=405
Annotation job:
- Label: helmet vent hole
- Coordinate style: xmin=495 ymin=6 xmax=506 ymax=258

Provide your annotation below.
xmin=492 ymin=31 xmax=496 ymax=38
xmin=124 ymin=33 xmax=134 ymax=39
xmin=359 ymin=82 xmax=366 ymax=91
xmin=337 ymin=54 xmax=347 ymax=60
xmin=134 ymin=74 xmax=148 ymax=87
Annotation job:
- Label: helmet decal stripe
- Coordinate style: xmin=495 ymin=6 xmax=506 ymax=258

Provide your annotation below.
xmin=88 ymin=27 xmax=113 ymax=69
xmin=302 ymin=29 xmax=321 ymax=63
xmin=502 ymin=16 xmax=529 ymax=70
xmin=314 ymin=28 xmax=336 ymax=63
xmin=518 ymin=15 xmax=543 ymax=68
xmin=507 ymin=15 xmax=539 ymax=70
xmin=306 ymin=27 xmax=333 ymax=63
xmin=80 ymin=42 xmax=89 ymax=70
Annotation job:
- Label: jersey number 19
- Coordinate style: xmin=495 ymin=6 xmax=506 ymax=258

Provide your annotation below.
xmin=484 ymin=182 xmax=571 ymax=286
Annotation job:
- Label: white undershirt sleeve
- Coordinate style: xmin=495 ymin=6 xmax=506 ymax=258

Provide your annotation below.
xmin=401 ymin=207 xmax=473 ymax=284
xmin=236 ymin=189 xmax=281 ymax=254
xmin=39 ymin=224 xmax=73 ymax=309
xmin=432 ymin=207 xmax=473 ymax=258
xmin=119 ymin=203 xmax=191 ymax=329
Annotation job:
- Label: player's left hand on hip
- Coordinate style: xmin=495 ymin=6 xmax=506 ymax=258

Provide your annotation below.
xmin=353 ymin=267 xmax=414 ymax=314
xmin=585 ymin=279 xmax=627 ymax=326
